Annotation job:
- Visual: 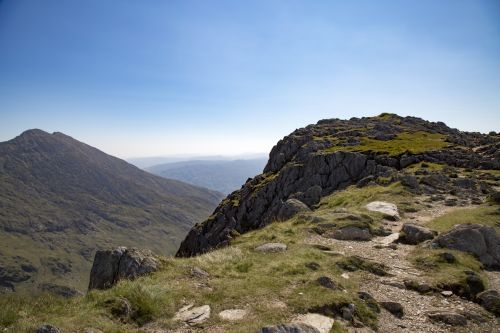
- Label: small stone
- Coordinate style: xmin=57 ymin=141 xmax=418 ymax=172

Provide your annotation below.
xmin=317 ymin=276 xmax=340 ymax=290
xmin=174 ymin=304 xmax=211 ymax=326
xmin=219 ymin=309 xmax=247 ymax=321
xmin=259 ymin=323 xmax=319 ymax=333
xmin=305 ymin=262 xmax=320 ymax=271
xmin=341 ymin=273 xmax=349 ymax=279
xmin=365 ymin=201 xmax=400 ymax=220
xmin=191 ymin=266 xmax=209 ymax=278
xmin=255 ymin=243 xmax=287 ymax=253
xmin=441 ymin=291 xmax=453 ymax=297
xmin=399 ymin=223 xmax=435 ymax=245
xmin=380 ymin=301 xmax=404 ymax=318
xmin=476 ymin=289 xmax=500 ymax=315
xmin=293 ymin=313 xmax=334 ymax=333
xmin=427 ymin=311 xmax=467 ymax=326
xmin=84 ymin=329 xmax=104 ymax=333
xmin=104 ymin=297 xmax=132 ymax=319
xmin=341 ymin=304 xmax=356 ymax=321
xmin=36 ymin=325 xmax=60 ymax=333
xmin=438 ymin=252 xmax=456 ymax=263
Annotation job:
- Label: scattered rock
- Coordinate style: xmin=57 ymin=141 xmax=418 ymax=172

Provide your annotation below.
xmin=399 ymin=223 xmax=435 ymax=244
xmin=104 ymin=297 xmax=133 ymax=319
xmin=476 ymin=289 xmax=500 ymax=315
xmin=441 ymin=291 xmax=453 ymax=297
xmin=38 ymin=283 xmax=82 ymax=298
xmin=293 ymin=313 xmax=334 ymax=333
xmin=218 ymin=309 xmax=248 ymax=321
xmin=255 ymin=243 xmax=287 ymax=253
xmin=190 ymin=266 xmax=209 ymax=278
xmin=305 ymin=262 xmax=320 ymax=271
xmin=317 ymin=276 xmax=340 ymax=290
xmin=277 ymin=199 xmax=311 ymax=220
xmin=36 ymin=324 xmax=61 ymax=333
xmin=432 ymin=224 xmax=500 ymax=269
xmin=84 ymin=328 xmax=104 ymax=333
xmin=88 ymin=247 xmax=158 ymax=290
xmin=174 ymin=304 xmax=211 ymax=326
xmin=365 ymin=201 xmax=400 ymax=220
xmin=259 ymin=323 xmax=319 ymax=333
xmin=341 ymin=303 xmax=356 ymax=321
xmin=438 ymin=252 xmax=456 ymax=263
xmin=427 ymin=311 xmax=467 ymax=326
xmin=377 ymin=233 xmax=399 ymax=246
xmin=404 ymin=280 xmax=433 ymax=294
xmin=330 ymin=226 xmax=371 ymax=241
xmin=379 ymin=301 xmax=404 ymax=318
xmin=358 ymin=291 xmax=380 ymax=313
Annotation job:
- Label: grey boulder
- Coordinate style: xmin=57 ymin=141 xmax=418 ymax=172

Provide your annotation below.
xmin=399 ymin=223 xmax=435 ymax=244
xmin=277 ymin=199 xmax=311 ymax=221
xmin=88 ymin=247 xmax=158 ymax=290
xmin=432 ymin=224 xmax=500 ymax=269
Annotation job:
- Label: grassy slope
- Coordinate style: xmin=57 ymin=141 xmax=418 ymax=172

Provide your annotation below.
xmin=0 ymin=184 xmax=422 ymax=332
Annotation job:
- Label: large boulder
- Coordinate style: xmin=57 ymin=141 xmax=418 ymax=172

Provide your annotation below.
xmin=88 ymin=247 xmax=158 ymax=290
xmin=399 ymin=223 xmax=436 ymax=244
xmin=432 ymin=224 xmax=500 ymax=269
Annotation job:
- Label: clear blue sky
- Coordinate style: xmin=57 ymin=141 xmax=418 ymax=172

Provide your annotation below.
xmin=1 ymin=0 xmax=499 ymax=158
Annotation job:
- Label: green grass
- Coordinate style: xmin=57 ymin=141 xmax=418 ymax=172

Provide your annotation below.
xmin=319 ymin=131 xmax=449 ymax=157
xmin=425 ymin=205 xmax=500 ymax=233
xmin=1 ymin=187 xmax=399 ymax=332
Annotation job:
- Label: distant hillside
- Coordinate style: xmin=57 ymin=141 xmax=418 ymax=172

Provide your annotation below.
xmin=146 ymin=158 xmax=267 ymax=194
xmin=0 ymin=129 xmax=223 ymax=294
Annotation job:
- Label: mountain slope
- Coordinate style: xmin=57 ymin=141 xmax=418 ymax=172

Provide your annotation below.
xmin=177 ymin=113 xmax=499 ymax=256
xmin=1 ymin=115 xmax=499 ymax=333
xmin=146 ymin=158 xmax=267 ymax=194
xmin=0 ymin=129 xmax=223 ymax=294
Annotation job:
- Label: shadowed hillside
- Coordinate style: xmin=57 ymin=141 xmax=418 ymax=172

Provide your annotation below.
xmin=0 ymin=129 xmax=223 ymax=294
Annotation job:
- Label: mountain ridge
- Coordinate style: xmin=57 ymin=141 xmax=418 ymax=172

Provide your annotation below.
xmin=177 ymin=114 xmax=499 ymax=257
xmin=0 ymin=129 xmax=223 ymax=294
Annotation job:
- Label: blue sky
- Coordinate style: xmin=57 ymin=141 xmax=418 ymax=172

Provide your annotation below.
xmin=0 ymin=0 xmax=499 ymax=158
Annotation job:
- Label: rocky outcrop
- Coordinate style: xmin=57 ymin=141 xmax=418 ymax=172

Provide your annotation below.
xmin=177 ymin=115 xmax=500 ymax=257
xmin=177 ymin=151 xmax=390 ymax=256
xmin=88 ymin=247 xmax=158 ymax=290
xmin=432 ymin=224 xmax=500 ymax=269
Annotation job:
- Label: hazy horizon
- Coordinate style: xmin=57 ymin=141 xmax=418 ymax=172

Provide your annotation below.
xmin=1 ymin=0 xmax=499 ymax=158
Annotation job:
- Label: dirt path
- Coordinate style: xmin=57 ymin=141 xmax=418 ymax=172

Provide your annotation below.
xmin=307 ymin=199 xmax=500 ymax=333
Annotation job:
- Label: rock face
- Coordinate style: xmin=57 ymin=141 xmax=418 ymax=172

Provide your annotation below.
xmin=88 ymin=247 xmax=158 ymax=290
xmin=176 ymin=115 xmax=500 ymax=257
xmin=432 ymin=224 xmax=500 ymax=269
xmin=399 ymin=223 xmax=435 ymax=244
